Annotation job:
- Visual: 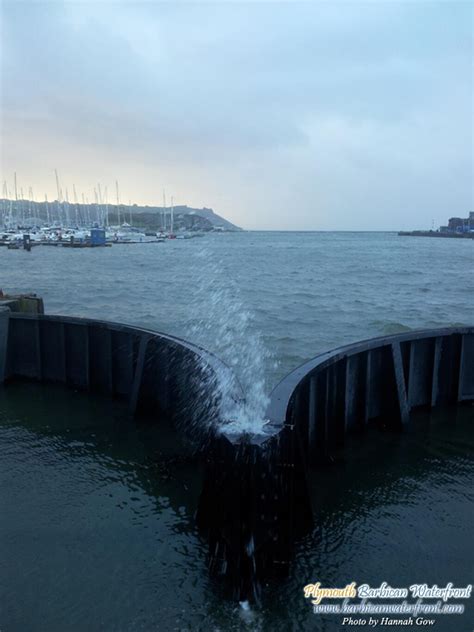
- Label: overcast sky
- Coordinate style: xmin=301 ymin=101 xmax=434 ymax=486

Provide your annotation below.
xmin=1 ymin=1 xmax=472 ymax=230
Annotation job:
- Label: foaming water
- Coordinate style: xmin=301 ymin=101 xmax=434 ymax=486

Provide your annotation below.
xmin=186 ymin=246 xmax=274 ymax=434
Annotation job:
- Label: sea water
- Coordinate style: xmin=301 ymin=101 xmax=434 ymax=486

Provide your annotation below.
xmin=0 ymin=232 xmax=473 ymax=630
xmin=0 ymin=384 xmax=472 ymax=631
xmin=1 ymin=231 xmax=472 ymax=427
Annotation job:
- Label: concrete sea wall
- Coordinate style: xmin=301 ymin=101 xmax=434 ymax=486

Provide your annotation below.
xmin=1 ymin=308 xmax=473 ymax=601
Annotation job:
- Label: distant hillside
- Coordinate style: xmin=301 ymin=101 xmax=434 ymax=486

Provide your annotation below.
xmin=0 ymin=199 xmax=242 ymax=232
xmin=176 ymin=206 xmax=241 ymax=231
xmin=130 ymin=204 xmax=242 ymax=231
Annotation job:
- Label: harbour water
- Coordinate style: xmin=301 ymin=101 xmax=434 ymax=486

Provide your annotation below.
xmin=1 ymin=231 xmax=473 ymax=630
xmin=1 ymin=384 xmax=472 ymax=631
xmin=1 ymin=231 xmax=473 ymax=395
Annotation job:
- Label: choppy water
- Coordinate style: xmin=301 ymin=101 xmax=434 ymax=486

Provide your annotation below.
xmin=2 ymin=232 xmax=473 ymax=391
xmin=1 ymin=232 xmax=473 ymax=630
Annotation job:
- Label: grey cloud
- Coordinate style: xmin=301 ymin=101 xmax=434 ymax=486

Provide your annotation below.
xmin=1 ymin=0 xmax=472 ymax=229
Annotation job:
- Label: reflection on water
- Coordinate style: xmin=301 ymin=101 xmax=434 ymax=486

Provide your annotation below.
xmin=265 ymin=405 xmax=474 ymax=632
xmin=0 ymin=383 xmax=213 ymax=632
xmin=0 ymin=383 xmax=473 ymax=632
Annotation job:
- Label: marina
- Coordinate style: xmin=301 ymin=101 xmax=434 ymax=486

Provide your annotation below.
xmin=0 ymin=228 xmax=206 ymax=249
xmin=0 ymin=223 xmax=206 ymax=249
xmin=0 ymin=181 xmax=236 ymax=250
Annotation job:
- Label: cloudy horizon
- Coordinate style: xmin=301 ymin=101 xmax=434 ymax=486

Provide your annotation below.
xmin=1 ymin=1 xmax=472 ymax=230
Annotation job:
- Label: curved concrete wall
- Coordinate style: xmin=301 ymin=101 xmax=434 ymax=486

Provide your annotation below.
xmin=2 ymin=313 xmax=472 ymax=601
xmin=266 ymin=326 xmax=474 ymax=464
xmin=202 ymin=327 xmax=474 ymax=600
xmin=1 ymin=312 xmax=245 ymax=443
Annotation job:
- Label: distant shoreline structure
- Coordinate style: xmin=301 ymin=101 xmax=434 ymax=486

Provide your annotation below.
xmin=399 ymin=212 xmax=474 ymax=239
xmin=398 ymin=230 xmax=474 ymax=239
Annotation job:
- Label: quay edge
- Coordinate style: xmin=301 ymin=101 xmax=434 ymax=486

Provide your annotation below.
xmin=398 ymin=230 xmax=474 ymax=239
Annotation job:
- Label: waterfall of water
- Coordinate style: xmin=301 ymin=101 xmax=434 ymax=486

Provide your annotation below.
xmin=187 ymin=247 xmax=274 ymax=435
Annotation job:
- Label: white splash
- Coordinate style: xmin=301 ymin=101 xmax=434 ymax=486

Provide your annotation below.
xmin=188 ymin=246 xmax=274 ymax=435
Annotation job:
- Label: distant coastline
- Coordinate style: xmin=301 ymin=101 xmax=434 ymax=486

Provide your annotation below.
xmin=399 ymin=212 xmax=474 ymax=239
xmin=398 ymin=230 xmax=474 ymax=239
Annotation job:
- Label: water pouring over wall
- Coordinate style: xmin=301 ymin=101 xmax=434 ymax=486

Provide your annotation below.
xmin=1 ymin=305 xmax=473 ymax=604
xmin=186 ymin=246 xmax=274 ymax=435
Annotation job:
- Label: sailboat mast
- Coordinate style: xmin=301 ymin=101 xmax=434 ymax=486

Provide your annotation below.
xmin=104 ymin=186 xmax=109 ymax=228
xmin=72 ymin=184 xmax=79 ymax=227
xmin=2 ymin=181 xmax=7 ymax=227
xmin=45 ymin=193 xmax=50 ymax=225
xmin=20 ymin=187 xmax=25 ymax=225
xmin=93 ymin=187 xmax=98 ymax=225
xmin=115 ymin=181 xmax=120 ymax=227
xmin=28 ymin=187 xmax=34 ymax=226
xmin=14 ymin=172 xmax=18 ymax=225
xmin=162 ymin=189 xmax=166 ymax=232
xmin=54 ymin=169 xmax=62 ymax=225
xmin=171 ymin=196 xmax=174 ymax=234
xmin=54 ymin=170 xmax=60 ymax=201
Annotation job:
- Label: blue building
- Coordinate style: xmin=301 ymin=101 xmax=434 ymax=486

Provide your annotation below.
xmin=90 ymin=228 xmax=106 ymax=246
